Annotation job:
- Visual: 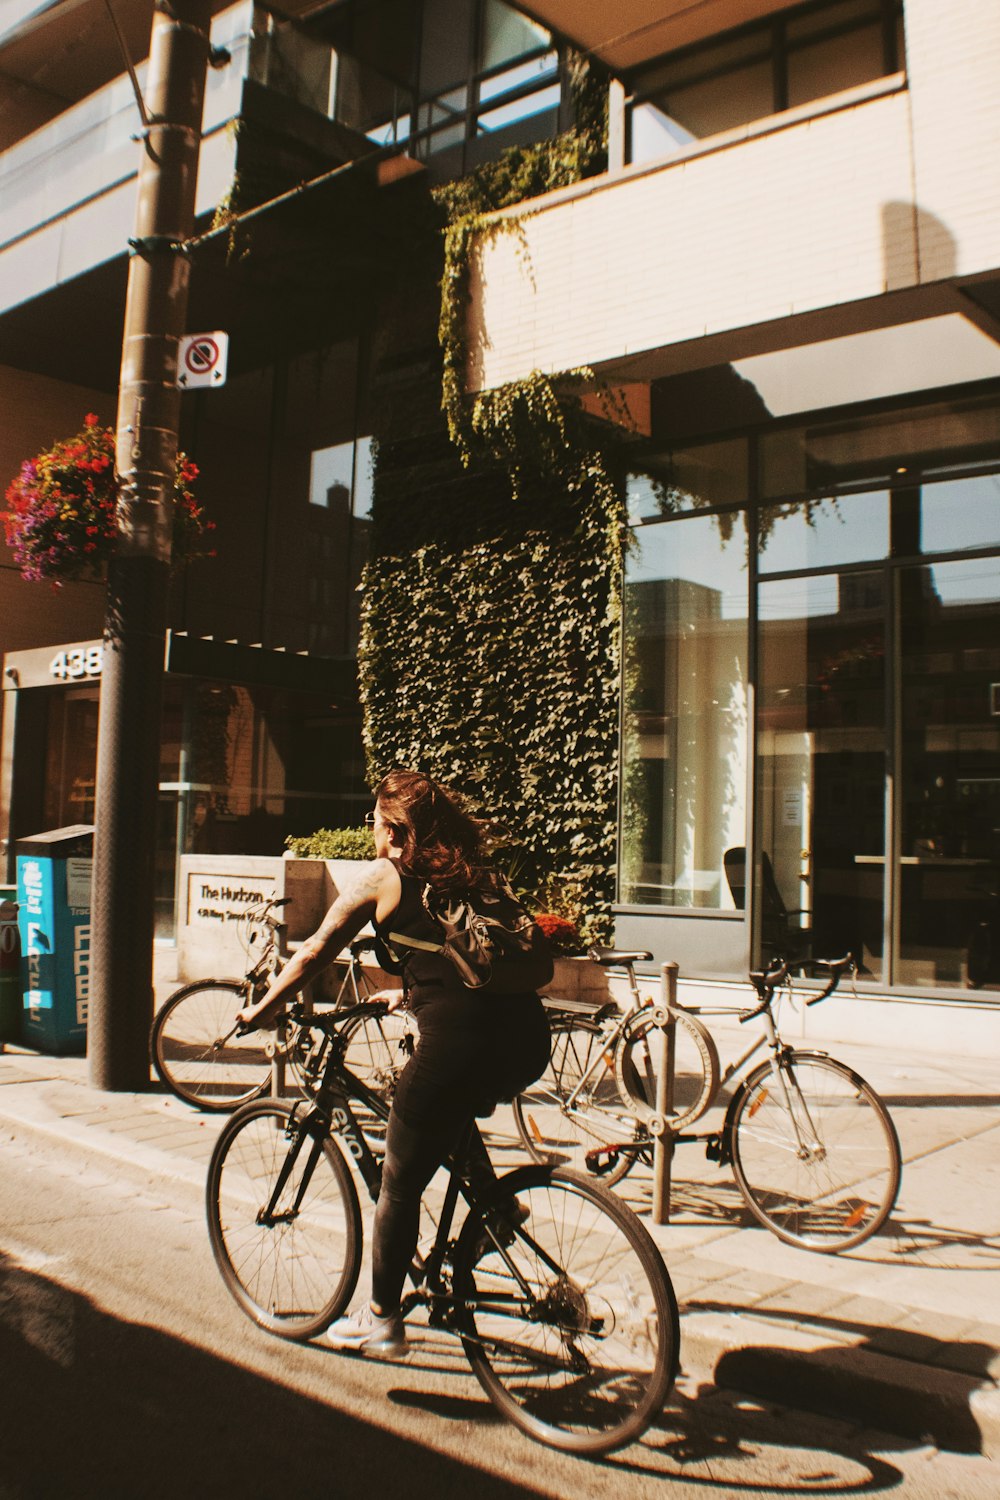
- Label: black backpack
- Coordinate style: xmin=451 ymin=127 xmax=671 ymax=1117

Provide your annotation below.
xmin=387 ymin=874 xmax=553 ymax=995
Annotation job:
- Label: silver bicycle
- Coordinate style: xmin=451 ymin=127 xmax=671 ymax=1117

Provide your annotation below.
xmin=515 ymin=950 xmax=902 ymax=1252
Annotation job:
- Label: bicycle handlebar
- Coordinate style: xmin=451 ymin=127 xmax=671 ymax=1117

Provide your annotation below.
xmin=741 ymin=953 xmax=855 ymax=1021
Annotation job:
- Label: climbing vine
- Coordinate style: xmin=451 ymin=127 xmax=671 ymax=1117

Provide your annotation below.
xmin=359 ymin=59 xmax=634 ymax=940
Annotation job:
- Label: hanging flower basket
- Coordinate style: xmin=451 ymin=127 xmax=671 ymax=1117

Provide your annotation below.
xmin=2 ymin=413 xmax=215 ymax=587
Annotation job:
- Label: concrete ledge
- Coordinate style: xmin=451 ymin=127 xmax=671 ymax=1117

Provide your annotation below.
xmin=681 ymin=1309 xmax=1000 ymax=1457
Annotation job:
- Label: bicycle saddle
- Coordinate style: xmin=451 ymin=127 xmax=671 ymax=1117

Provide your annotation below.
xmin=587 ymin=946 xmax=654 ymax=967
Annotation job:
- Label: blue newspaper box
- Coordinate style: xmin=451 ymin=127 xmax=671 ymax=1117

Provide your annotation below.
xmin=16 ymin=825 xmax=94 ymax=1055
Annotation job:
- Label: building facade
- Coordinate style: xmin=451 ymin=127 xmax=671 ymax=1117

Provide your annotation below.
xmin=2 ymin=0 xmax=999 ymax=1043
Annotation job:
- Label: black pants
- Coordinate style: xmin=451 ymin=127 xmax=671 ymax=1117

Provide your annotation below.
xmin=370 ymin=991 xmax=550 ymax=1312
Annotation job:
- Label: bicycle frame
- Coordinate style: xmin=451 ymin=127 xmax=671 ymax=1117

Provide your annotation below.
xmin=568 ymin=957 xmax=853 ymax=1172
xmin=266 ymin=1007 xmax=554 ymax=1327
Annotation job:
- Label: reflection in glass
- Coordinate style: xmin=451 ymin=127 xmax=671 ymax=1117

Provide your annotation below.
xmin=620 ymin=515 xmax=748 ymax=915
xmin=758 ymin=490 xmax=889 ymax=572
xmin=761 ymin=395 xmax=1000 ymax=497
xmin=897 ymin=560 xmax=1000 ymax=989
xmin=481 ymin=0 xmax=550 ymax=70
xmin=758 ymin=571 xmax=886 ymax=976
xmin=919 ymin=473 xmax=1000 ymax=555
xmin=627 ymin=438 xmax=748 ymax=522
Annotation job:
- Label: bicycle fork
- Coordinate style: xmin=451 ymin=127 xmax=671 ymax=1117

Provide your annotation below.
xmin=256 ymin=1110 xmax=325 ymax=1225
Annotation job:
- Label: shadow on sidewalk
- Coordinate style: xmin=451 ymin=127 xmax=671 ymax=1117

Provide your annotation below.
xmin=0 ymin=1253 xmax=545 ymax=1500
xmin=686 ymin=1299 xmax=997 ymax=1454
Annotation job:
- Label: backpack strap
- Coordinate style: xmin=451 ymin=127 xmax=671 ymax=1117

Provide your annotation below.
xmin=386 ymin=930 xmax=444 ymax=957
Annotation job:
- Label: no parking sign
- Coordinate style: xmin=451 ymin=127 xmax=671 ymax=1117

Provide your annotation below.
xmin=177 ymin=331 xmax=229 ymax=389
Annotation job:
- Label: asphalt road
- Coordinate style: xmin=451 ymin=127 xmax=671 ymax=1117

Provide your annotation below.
xmin=0 ymin=1126 xmax=996 ymax=1500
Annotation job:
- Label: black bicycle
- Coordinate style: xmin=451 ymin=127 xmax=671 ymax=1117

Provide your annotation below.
xmin=205 ymin=999 xmax=679 ymax=1455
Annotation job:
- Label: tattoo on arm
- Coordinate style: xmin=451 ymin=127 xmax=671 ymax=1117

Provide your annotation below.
xmin=307 ymin=860 xmax=387 ymax=957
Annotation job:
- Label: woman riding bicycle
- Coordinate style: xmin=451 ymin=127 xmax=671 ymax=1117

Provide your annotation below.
xmin=237 ymin=768 xmax=551 ymax=1357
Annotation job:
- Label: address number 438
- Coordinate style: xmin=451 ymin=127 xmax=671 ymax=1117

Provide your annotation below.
xmin=50 ymin=647 xmax=103 ymax=681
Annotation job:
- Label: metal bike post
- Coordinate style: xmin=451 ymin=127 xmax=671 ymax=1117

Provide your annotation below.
xmin=652 ymin=961 xmax=678 ymax=1226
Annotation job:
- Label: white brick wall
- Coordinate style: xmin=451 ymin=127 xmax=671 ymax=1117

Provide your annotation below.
xmin=469 ymin=0 xmax=1000 ymax=392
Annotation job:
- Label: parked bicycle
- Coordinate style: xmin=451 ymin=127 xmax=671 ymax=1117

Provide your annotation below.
xmin=150 ymin=897 xmax=413 ymax=1115
xmin=206 ymin=997 xmax=679 ymax=1455
xmin=515 ymin=950 xmax=902 ymax=1253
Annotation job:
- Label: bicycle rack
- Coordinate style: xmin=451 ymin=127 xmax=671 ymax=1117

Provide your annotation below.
xmin=650 ymin=963 xmax=679 ymax=1226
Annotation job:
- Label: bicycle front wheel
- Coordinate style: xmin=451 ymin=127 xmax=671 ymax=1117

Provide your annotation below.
xmin=730 ymin=1051 xmax=901 ymax=1252
xmin=513 ymin=1019 xmax=647 ymax=1186
xmin=151 ymin=980 xmax=268 ymax=1111
xmin=454 ymin=1165 xmax=678 ymax=1455
xmin=206 ymin=1099 xmax=362 ymax=1339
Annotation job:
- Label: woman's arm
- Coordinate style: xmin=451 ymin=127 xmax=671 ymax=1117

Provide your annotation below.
xmin=237 ymin=858 xmax=400 ymax=1029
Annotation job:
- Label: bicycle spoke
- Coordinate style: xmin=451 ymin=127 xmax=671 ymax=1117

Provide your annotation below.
xmin=456 ymin=1168 xmax=677 ymax=1454
xmin=207 ymin=1101 xmax=361 ymax=1338
xmin=731 ymin=1054 xmax=900 ymax=1251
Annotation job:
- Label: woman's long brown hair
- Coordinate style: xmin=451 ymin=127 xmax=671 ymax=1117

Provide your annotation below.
xmin=375 ymin=770 xmax=489 ymax=893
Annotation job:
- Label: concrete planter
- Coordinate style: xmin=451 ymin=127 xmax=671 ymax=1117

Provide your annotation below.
xmin=173 ymin=854 xmax=379 ymax=993
xmin=549 ymin=954 xmax=613 ymax=1005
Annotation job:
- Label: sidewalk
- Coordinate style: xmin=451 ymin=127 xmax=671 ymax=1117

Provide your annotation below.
xmin=1 ymin=1030 xmax=998 ymax=1457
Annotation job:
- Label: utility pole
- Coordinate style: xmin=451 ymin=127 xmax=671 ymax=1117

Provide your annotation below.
xmin=89 ymin=0 xmax=213 ymax=1089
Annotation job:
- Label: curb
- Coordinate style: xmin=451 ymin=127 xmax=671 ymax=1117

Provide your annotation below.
xmin=680 ymin=1309 xmax=1000 ymax=1459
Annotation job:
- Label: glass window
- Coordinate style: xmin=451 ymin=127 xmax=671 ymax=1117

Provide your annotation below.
xmin=478 ymin=83 xmax=559 ymax=133
xmin=787 ymin=22 xmax=885 ymax=107
xmin=627 ymin=0 xmax=903 ymax=165
xmin=758 ymin=571 xmax=887 ymax=976
xmin=897 ymin=559 xmax=1000 ymax=989
xmin=419 ymin=0 xmax=473 ymax=93
xmin=761 ymin=396 xmax=1000 ymax=497
xmin=481 ymin=0 xmax=550 ymax=71
xmin=665 ymin=60 xmax=773 ymax=137
xmin=628 ymin=438 xmax=748 ymax=522
xmin=919 ymin=473 xmax=1000 ymax=554
xmin=417 ymin=85 xmax=468 ymax=150
xmin=620 ymin=514 xmax=749 ymax=909
xmin=479 ymin=52 xmax=557 ymax=103
xmin=758 ymin=491 xmax=890 ymax=572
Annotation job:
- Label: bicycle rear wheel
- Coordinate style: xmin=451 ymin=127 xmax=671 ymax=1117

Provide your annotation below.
xmin=453 ymin=1165 xmax=678 ymax=1455
xmin=513 ymin=1019 xmax=647 ymax=1186
xmin=151 ymin=980 xmax=268 ymax=1111
xmin=206 ymin=1099 xmax=362 ymax=1339
xmin=730 ymin=1051 xmax=901 ymax=1251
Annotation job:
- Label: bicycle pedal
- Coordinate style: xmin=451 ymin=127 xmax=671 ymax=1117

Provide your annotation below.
xmin=584 ymin=1145 xmax=620 ymax=1175
xmin=704 ymin=1133 xmax=729 ymax=1166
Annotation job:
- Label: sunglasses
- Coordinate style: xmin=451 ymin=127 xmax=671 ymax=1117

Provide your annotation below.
xmin=364 ymin=811 xmax=376 ymax=827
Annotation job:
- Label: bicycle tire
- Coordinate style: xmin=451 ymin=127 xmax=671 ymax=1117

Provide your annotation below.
xmin=151 ymin=979 xmax=268 ymax=1111
xmin=730 ymin=1051 xmax=901 ymax=1252
xmin=513 ymin=1018 xmax=647 ymax=1186
xmin=614 ymin=1007 xmax=719 ymax=1131
xmin=453 ymin=1164 xmax=678 ymax=1455
xmin=206 ymin=1099 xmax=362 ymax=1339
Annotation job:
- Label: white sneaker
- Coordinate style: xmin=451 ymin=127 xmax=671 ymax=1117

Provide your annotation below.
xmin=325 ymin=1302 xmax=409 ymax=1358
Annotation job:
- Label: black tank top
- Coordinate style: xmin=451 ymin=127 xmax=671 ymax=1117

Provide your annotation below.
xmin=374 ymin=870 xmax=467 ymax=1008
